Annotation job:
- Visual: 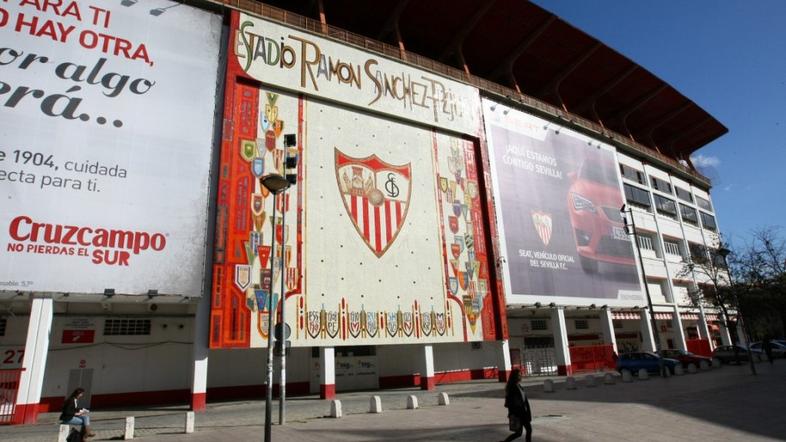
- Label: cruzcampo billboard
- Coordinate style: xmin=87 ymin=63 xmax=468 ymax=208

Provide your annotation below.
xmin=483 ymin=98 xmax=645 ymax=307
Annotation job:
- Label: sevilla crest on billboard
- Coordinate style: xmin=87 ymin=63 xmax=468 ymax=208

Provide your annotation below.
xmin=335 ymin=149 xmax=411 ymax=257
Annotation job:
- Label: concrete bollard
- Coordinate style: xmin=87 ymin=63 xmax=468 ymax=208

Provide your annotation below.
xmin=566 ymin=376 xmax=577 ymax=390
xmin=58 ymin=425 xmax=70 ymax=442
xmin=699 ymin=360 xmax=710 ymax=371
xmin=543 ymin=379 xmax=555 ymax=392
xmin=637 ymin=368 xmax=649 ymax=380
xmin=370 ymin=396 xmax=383 ymax=413
xmin=711 ymin=358 xmax=722 ymax=368
xmin=584 ymin=374 xmax=597 ymax=388
xmin=330 ymin=400 xmax=343 ymax=418
xmin=185 ymin=411 xmax=195 ymax=434
xmin=124 ymin=416 xmax=135 ymax=440
xmin=687 ymin=363 xmax=698 ymax=374
xmin=603 ymin=373 xmax=615 ymax=385
xmin=438 ymin=392 xmax=450 ymax=406
xmin=406 ymin=395 xmax=419 ymax=409
xmin=621 ymin=370 xmax=633 ymax=383
xmin=674 ymin=365 xmax=684 ymax=376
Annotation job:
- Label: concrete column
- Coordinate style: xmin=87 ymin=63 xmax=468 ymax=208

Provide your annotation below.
xmin=639 ymin=308 xmax=656 ymax=352
xmin=551 ymin=307 xmax=572 ymax=375
xmin=497 ymin=340 xmax=512 ymax=382
xmin=319 ymin=347 xmax=335 ymax=399
xmin=696 ymin=306 xmax=713 ymax=347
xmin=735 ymin=321 xmax=747 ymax=346
xmin=14 ymin=297 xmax=53 ymax=424
xmin=420 ymin=345 xmax=435 ymax=390
xmin=671 ymin=306 xmax=687 ymax=351
xmin=190 ymin=295 xmax=210 ymax=412
xmin=719 ymin=320 xmax=733 ymax=346
xmin=599 ymin=308 xmax=618 ymax=354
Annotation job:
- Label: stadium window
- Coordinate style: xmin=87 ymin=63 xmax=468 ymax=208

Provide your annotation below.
xmin=531 ymin=319 xmax=548 ymax=331
xmin=679 ymin=204 xmax=699 ymax=226
xmin=696 ymin=195 xmax=713 ymax=212
xmin=636 ymin=234 xmax=654 ymax=251
xmin=653 ymin=194 xmax=677 ymax=218
xmin=663 ymin=239 xmax=683 ymax=257
xmin=613 ymin=320 xmax=623 ymax=329
xmin=0 ymin=318 xmax=5 ymax=336
xmin=574 ymin=319 xmax=589 ymax=330
xmin=103 ymin=319 xmax=151 ymax=336
xmin=619 ymin=164 xmax=646 ymax=185
xmin=688 ymin=242 xmax=708 ymax=264
xmin=675 ymin=186 xmax=693 ymax=203
xmin=709 ymin=249 xmax=728 ymax=269
xmin=700 ymin=211 xmax=717 ymax=231
xmin=650 ymin=176 xmax=673 ymax=194
xmin=623 ymin=183 xmax=652 ymax=210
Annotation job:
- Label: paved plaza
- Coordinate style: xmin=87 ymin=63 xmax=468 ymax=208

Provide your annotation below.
xmin=3 ymin=362 xmax=785 ymax=441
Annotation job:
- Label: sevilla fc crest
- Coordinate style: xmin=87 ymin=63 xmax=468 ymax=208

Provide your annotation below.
xmin=335 ymin=148 xmax=411 ymax=257
xmin=531 ymin=211 xmax=553 ymax=247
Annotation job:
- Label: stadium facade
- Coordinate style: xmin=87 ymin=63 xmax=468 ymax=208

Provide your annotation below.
xmin=0 ymin=0 xmax=732 ymax=424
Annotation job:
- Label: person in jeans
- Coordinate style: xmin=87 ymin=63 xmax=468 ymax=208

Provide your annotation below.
xmin=59 ymin=388 xmax=95 ymax=440
xmin=502 ymin=369 xmax=532 ymax=442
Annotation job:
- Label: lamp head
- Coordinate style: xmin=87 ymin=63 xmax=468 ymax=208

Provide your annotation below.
xmin=260 ymin=174 xmax=290 ymax=194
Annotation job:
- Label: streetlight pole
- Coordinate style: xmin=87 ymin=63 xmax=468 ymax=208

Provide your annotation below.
xmin=278 ymin=188 xmax=287 ymax=425
xmin=264 ymin=192 xmax=277 ymax=442
xmin=621 ymin=205 xmax=664 ymax=376
xmin=260 ymin=173 xmax=292 ymax=442
xmin=717 ymin=247 xmax=757 ymax=375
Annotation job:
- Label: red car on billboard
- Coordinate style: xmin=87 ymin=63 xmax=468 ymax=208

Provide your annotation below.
xmin=567 ymin=158 xmax=635 ymax=273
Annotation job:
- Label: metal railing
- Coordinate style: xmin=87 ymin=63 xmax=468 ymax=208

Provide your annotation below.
xmin=208 ymin=0 xmax=711 ymax=188
xmin=0 ymin=369 xmax=23 ymax=425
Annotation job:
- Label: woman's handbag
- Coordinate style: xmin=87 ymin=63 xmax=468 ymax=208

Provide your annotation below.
xmin=508 ymin=415 xmax=522 ymax=431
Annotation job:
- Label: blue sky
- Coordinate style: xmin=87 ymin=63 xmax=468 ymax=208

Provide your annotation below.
xmin=533 ymin=0 xmax=786 ymax=245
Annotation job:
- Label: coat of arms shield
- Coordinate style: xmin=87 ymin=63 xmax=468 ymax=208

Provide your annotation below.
xmin=335 ymin=148 xmax=412 ymax=257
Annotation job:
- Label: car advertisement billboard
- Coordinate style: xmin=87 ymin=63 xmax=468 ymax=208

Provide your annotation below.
xmin=0 ymin=0 xmax=222 ymax=295
xmin=483 ymin=99 xmax=645 ymax=307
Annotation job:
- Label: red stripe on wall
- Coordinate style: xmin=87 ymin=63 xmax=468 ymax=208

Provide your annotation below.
xmin=363 ymin=197 xmax=370 ymax=241
xmin=395 ymin=201 xmax=402 ymax=227
xmin=351 ymin=195 xmax=358 ymax=222
xmin=378 ymin=368 xmax=498 ymax=389
xmin=384 ymin=200 xmax=392 ymax=243
xmin=374 ymin=205 xmax=382 ymax=253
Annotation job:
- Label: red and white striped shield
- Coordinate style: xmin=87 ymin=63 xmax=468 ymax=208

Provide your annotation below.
xmin=335 ymin=149 xmax=411 ymax=257
xmin=531 ymin=211 xmax=553 ymax=247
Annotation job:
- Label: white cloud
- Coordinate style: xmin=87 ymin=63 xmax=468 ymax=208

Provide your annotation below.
xmin=690 ymin=154 xmax=721 ymax=168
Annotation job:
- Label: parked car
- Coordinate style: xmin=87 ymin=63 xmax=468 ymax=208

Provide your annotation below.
xmin=749 ymin=341 xmax=786 ymax=359
xmin=712 ymin=345 xmax=758 ymax=364
xmin=616 ymin=352 xmax=680 ymax=374
xmin=658 ymin=349 xmax=712 ymax=368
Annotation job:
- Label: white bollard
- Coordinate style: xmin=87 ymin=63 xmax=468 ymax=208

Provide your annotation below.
xmin=330 ymin=400 xmax=343 ymax=418
xmin=406 ymin=395 xmax=419 ymax=409
xmin=543 ymin=379 xmax=555 ymax=392
xmin=566 ymin=376 xmax=577 ymax=390
xmin=370 ymin=396 xmax=382 ymax=413
xmin=185 ymin=411 xmax=195 ymax=434
xmin=699 ymin=360 xmax=710 ymax=371
xmin=687 ymin=363 xmax=698 ymax=374
xmin=584 ymin=374 xmax=597 ymax=387
xmin=438 ymin=392 xmax=450 ymax=406
xmin=637 ymin=368 xmax=649 ymax=380
xmin=621 ymin=370 xmax=633 ymax=383
xmin=124 ymin=416 xmax=135 ymax=440
xmin=603 ymin=373 xmax=615 ymax=385
xmin=58 ymin=425 xmax=70 ymax=442
xmin=712 ymin=358 xmax=722 ymax=368
xmin=674 ymin=365 xmax=684 ymax=376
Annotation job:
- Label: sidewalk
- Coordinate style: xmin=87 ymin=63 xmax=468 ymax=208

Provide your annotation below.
xmin=0 ymin=373 xmax=571 ymax=441
xmin=8 ymin=365 xmax=781 ymax=442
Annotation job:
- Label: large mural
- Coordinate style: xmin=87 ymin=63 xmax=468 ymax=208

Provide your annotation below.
xmin=209 ymin=12 xmax=502 ymax=348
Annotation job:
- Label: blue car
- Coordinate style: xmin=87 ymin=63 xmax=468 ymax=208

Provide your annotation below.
xmin=616 ymin=352 xmax=680 ymax=374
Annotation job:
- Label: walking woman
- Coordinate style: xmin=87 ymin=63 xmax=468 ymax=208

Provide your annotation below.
xmin=502 ymin=369 xmax=532 ymax=442
xmin=59 ymin=388 xmax=95 ymax=440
